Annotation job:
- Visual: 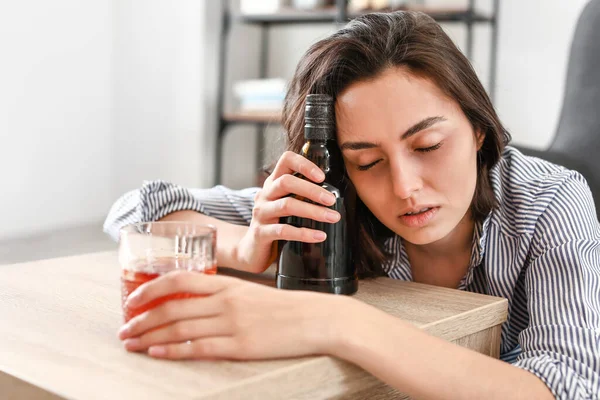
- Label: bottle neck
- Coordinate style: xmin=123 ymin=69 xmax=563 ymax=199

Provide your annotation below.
xmin=301 ymin=140 xmax=330 ymax=175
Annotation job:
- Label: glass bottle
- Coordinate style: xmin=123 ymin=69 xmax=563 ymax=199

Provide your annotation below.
xmin=277 ymin=94 xmax=358 ymax=295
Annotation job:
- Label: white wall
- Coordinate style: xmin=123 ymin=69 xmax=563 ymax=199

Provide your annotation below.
xmin=495 ymin=0 xmax=588 ymax=148
xmin=0 ymin=0 xmax=113 ymax=240
xmin=0 ymin=0 xmax=216 ymax=241
xmin=112 ymin=0 xmax=214 ymax=196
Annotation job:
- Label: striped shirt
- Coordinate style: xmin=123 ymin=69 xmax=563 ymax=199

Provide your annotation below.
xmin=104 ymin=146 xmax=600 ymax=399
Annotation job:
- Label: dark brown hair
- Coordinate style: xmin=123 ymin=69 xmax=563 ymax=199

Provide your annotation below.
xmin=281 ymin=11 xmax=511 ymax=277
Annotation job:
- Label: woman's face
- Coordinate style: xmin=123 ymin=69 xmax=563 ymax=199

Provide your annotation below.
xmin=336 ymin=67 xmax=482 ymax=246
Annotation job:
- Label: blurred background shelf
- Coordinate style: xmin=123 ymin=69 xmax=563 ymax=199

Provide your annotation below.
xmin=223 ymin=111 xmax=283 ymax=124
xmin=215 ymin=0 xmax=500 ymax=185
xmin=235 ymin=6 xmax=494 ymax=25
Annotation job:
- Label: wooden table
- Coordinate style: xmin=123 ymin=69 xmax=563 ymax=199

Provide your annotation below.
xmin=0 ymin=252 xmax=508 ymax=399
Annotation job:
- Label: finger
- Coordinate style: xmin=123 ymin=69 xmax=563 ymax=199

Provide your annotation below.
xmin=263 ymin=174 xmax=336 ymax=206
xmin=270 ymin=151 xmax=325 ymax=183
xmin=254 ymin=223 xmax=327 ymax=243
xmin=119 ymin=294 xmax=223 ymax=339
xmin=125 ymin=271 xmax=238 ymax=310
xmin=259 ymin=197 xmax=340 ymax=223
xmin=147 ymin=337 xmax=238 ymax=360
xmin=123 ymin=317 xmax=228 ymax=352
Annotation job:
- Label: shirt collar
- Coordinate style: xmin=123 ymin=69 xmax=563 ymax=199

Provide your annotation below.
xmin=469 ymin=211 xmax=492 ymax=268
xmin=460 ymin=212 xmax=492 ymax=288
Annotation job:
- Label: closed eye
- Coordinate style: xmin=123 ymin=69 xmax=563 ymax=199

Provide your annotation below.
xmin=356 ymin=142 xmax=441 ymax=171
xmin=416 ymin=142 xmax=442 ymax=153
xmin=357 ymin=160 xmax=381 ymax=171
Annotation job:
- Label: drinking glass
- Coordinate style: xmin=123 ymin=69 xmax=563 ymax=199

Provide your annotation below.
xmin=118 ymin=221 xmax=217 ymax=322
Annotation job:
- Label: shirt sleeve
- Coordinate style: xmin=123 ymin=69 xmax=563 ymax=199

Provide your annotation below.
xmin=514 ymin=171 xmax=600 ymax=399
xmin=103 ymin=180 xmax=259 ymax=242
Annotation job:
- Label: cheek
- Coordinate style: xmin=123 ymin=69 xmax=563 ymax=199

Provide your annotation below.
xmin=430 ymin=136 xmax=479 ymax=204
xmin=347 ymin=171 xmax=388 ymax=211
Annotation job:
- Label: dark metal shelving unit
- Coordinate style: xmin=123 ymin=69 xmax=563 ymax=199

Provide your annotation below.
xmin=214 ymin=0 xmax=499 ymax=185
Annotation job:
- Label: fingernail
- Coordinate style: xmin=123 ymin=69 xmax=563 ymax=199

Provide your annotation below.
xmin=123 ymin=338 xmax=141 ymax=349
xmin=126 ymin=292 xmax=141 ymax=307
xmin=313 ymin=231 xmax=326 ymax=241
xmin=148 ymin=346 xmax=166 ymax=357
xmin=310 ymin=168 xmax=325 ymax=181
xmin=325 ymin=210 xmax=340 ymax=222
xmin=118 ymin=324 xmax=131 ymax=339
xmin=320 ymin=192 xmax=336 ymax=205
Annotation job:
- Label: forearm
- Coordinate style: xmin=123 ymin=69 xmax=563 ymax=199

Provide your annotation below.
xmin=329 ymin=300 xmax=554 ymax=400
xmin=159 ymin=210 xmax=247 ymax=269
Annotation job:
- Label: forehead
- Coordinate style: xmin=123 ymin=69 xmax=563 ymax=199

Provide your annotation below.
xmin=335 ymin=67 xmax=457 ymax=139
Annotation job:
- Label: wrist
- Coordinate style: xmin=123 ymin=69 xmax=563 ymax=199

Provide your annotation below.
xmin=328 ymin=297 xmax=368 ymax=359
xmin=327 ymin=298 xmax=409 ymax=364
xmin=302 ymin=294 xmax=364 ymax=357
xmin=222 ymin=224 xmax=248 ymax=269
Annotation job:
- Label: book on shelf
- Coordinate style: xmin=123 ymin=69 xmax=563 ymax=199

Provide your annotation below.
xmin=233 ymin=78 xmax=287 ymax=112
xmin=240 ymin=0 xmax=287 ymax=15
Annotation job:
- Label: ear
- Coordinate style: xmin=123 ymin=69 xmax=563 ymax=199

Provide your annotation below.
xmin=475 ymin=129 xmax=485 ymax=151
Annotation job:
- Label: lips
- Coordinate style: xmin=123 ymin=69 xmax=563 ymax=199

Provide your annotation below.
xmin=400 ymin=205 xmax=437 ymax=216
xmin=403 ymin=207 xmax=433 ymax=216
xmin=398 ymin=206 xmax=439 ymax=228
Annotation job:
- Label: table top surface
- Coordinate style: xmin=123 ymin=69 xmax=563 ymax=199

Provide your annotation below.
xmin=0 ymin=251 xmax=507 ymax=400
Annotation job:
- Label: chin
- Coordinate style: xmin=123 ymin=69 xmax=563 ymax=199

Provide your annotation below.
xmin=396 ymin=226 xmax=450 ymax=246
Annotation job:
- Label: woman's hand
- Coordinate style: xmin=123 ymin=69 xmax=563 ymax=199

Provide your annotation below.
xmin=235 ymin=151 xmax=340 ymax=273
xmin=118 ymin=271 xmax=349 ymax=360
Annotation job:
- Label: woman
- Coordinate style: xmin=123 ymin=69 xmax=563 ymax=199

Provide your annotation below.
xmin=106 ymin=11 xmax=600 ymax=399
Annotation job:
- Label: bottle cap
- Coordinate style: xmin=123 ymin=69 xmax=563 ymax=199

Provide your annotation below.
xmin=304 ymin=94 xmax=334 ymax=140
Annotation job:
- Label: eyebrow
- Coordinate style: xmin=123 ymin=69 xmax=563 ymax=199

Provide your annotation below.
xmin=339 ymin=116 xmax=447 ymax=151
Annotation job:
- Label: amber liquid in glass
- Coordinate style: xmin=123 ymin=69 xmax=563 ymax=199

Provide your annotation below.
xmin=120 ymin=257 xmax=217 ymax=322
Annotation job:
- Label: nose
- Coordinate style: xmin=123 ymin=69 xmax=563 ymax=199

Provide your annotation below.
xmin=390 ymin=159 xmax=422 ymax=200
